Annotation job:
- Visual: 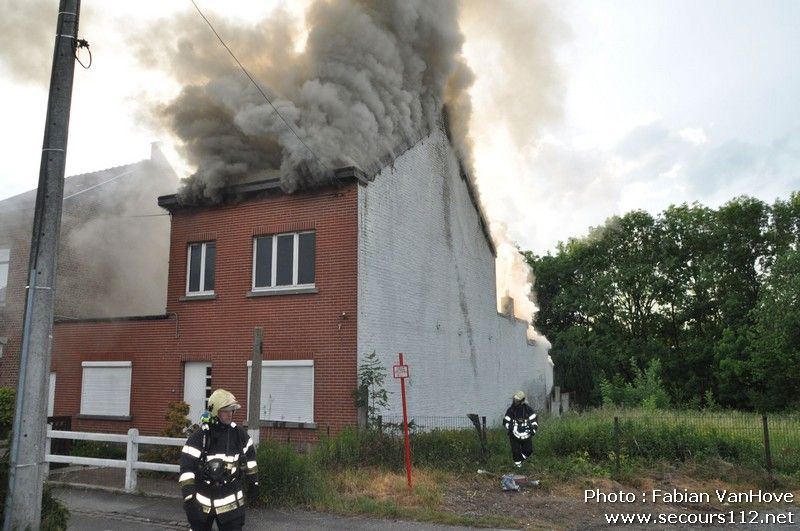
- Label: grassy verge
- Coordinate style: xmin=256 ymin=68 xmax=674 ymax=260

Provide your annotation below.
xmin=315 ymin=468 xmax=516 ymax=528
xmin=251 ymin=408 xmax=799 ymax=526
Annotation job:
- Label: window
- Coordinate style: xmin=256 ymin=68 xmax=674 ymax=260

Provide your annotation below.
xmin=247 ymin=360 xmax=314 ymax=423
xmin=80 ymin=361 xmax=132 ymax=417
xmin=186 ymin=242 xmax=215 ymax=295
xmin=0 ymin=247 xmax=9 ymax=304
xmin=252 ymin=231 xmax=315 ymax=291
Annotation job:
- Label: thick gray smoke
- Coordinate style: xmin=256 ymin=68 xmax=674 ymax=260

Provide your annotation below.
xmin=135 ymin=0 xmax=565 ymax=334
xmin=134 ymin=0 xmax=471 ymax=203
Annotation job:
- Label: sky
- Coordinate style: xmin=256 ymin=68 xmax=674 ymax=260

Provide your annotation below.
xmin=1 ymin=0 xmax=798 ymax=255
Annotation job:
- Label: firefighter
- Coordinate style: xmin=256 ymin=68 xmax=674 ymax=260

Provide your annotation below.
xmin=179 ymin=389 xmax=259 ymax=530
xmin=503 ymin=390 xmax=538 ymax=468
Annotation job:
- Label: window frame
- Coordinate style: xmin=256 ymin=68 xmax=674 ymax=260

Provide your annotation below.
xmin=251 ymin=231 xmax=316 ymax=292
xmin=79 ymin=361 xmax=132 ymax=418
xmin=186 ymin=241 xmax=216 ymax=296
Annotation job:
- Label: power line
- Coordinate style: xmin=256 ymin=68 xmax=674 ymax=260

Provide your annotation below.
xmin=189 ymin=0 xmax=331 ymax=175
xmin=63 ymin=170 xmax=134 ymax=200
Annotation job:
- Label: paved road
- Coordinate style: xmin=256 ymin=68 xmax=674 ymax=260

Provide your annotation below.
xmin=54 ymin=487 xmax=504 ymax=531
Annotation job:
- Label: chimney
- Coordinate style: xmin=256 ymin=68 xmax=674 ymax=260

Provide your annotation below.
xmin=501 ymin=295 xmax=514 ymax=318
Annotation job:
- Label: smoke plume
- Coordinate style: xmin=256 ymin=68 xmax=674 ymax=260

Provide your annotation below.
xmin=133 ymin=0 xmax=564 ymax=332
xmin=134 ymin=1 xmax=470 ymax=203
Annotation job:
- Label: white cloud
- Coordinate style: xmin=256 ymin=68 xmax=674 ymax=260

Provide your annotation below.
xmin=679 ymin=127 xmax=708 ymax=145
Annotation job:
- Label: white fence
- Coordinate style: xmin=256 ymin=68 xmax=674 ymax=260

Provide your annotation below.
xmin=46 ymin=427 xmax=183 ymax=493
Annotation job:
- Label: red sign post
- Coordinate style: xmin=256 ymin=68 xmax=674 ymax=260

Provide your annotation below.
xmin=393 ymin=352 xmax=412 ymax=489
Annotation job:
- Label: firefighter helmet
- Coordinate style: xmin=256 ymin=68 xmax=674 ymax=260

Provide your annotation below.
xmin=207 ymin=389 xmax=241 ymax=415
xmin=513 ymin=391 xmax=525 ymax=402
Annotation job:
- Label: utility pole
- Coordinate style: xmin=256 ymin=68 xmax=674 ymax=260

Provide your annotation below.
xmin=248 ymin=327 xmax=263 ymax=446
xmin=4 ymin=1 xmax=81 ymax=529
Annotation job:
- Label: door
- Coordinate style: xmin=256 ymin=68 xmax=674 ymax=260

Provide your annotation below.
xmin=183 ymin=362 xmax=212 ymax=423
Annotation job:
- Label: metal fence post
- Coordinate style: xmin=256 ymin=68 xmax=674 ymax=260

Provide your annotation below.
xmin=125 ymin=428 xmax=139 ymax=493
xmin=613 ymin=416 xmax=621 ymax=480
xmin=481 ymin=416 xmax=488 ymax=455
xmin=762 ymin=414 xmax=774 ymax=484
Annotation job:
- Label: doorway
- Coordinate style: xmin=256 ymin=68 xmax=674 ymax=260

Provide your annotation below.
xmin=183 ymin=362 xmax=212 ymax=422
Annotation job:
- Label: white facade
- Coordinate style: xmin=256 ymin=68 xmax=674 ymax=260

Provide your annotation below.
xmin=356 ymin=127 xmax=552 ymax=425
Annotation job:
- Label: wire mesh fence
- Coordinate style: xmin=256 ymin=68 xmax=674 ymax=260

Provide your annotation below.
xmin=555 ymin=409 xmax=800 ymax=477
xmin=376 ymin=410 xmax=800 ymax=476
xmin=378 ymin=415 xmax=481 ymax=433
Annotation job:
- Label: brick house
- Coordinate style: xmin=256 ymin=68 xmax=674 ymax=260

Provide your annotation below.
xmin=45 ymin=125 xmax=552 ymax=440
xmin=0 ymin=144 xmax=177 ymax=402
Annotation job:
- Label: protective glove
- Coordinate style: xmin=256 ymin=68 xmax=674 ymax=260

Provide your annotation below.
xmin=247 ymin=480 xmax=261 ymax=502
xmin=183 ymin=495 xmax=204 ymax=522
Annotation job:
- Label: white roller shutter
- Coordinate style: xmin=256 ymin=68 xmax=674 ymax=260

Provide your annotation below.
xmin=248 ymin=360 xmax=314 ymax=423
xmin=80 ymin=361 xmax=132 ymax=416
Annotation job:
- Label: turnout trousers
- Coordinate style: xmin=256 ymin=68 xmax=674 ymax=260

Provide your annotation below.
xmin=509 ymin=436 xmax=533 ymax=467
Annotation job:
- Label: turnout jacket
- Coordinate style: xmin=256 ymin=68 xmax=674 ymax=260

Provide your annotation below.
xmin=179 ymin=421 xmax=258 ymax=519
xmin=503 ymin=402 xmax=538 ymax=440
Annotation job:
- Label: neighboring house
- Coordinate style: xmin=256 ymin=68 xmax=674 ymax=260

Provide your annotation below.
xmin=47 ymin=125 xmax=552 ymax=439
xmin=0 ymin=144 xmax=178 ymax=395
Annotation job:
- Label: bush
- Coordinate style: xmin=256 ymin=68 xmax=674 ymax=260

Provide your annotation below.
xmin=600 ymin=359 xmax=670 ymax=409
xmin=142 ymin=401 xmax=193 ymax=465
xmin=256 ymin=440 xmax=322 ymax=507
xmin=0 ymin=453 xmax=70 ymax=529
xmin=41 ymin=486 xmax=70 ymax=530
xmin=69 ymin=440 xmax=126 ymax=460
xmin=353 ymin=351 xmax=391 ymax=429
xmin=0 ymin=387 xmax=15 ymax=440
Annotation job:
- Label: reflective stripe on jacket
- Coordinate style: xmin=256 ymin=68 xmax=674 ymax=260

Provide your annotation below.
xmin=179 ymin=421 xmax=258 ymax=515
xmin=504 ymin=403 xmax=538 ymax=440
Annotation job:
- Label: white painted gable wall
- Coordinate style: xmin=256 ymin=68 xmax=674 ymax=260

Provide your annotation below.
xmin=357 ymin=127 xmax=552 ymax=426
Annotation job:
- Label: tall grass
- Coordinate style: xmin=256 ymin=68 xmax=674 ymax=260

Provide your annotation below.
xmin=254 ymin=408 xmax=800 ymax=511
xmin=256 ymin=440 xmax=322 ymax=507
xmin=534 ymin=408 xmax=799 ymax=472
xmin=316 ymin=409 xmax=800 ymax=474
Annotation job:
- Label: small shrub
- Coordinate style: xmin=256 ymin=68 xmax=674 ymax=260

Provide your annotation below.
xmin=600 ymin=359 xmax=670 ymax=409
xmin=0 ymin=387 xmax=16 ymax=439
xmin=142 ymin=401 xmax=193 ymax=465
xmin=69 ymin=440 xmax=126 ymax=460
xmin=0 ymin=454 xmax=70 ymax=529
xmin=41 ymin=486 xmax=70 ymax=531
xmin=353 ymin=351 xmax=391 ymax=429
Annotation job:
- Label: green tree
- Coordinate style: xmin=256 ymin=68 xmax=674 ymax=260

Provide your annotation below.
xmin=657 ymin=203 xmax=721 ymax=403
xmin=526 ymin=193 xmax=797 ymax=410
xmin=745 ymin=249 xmax=800 ymax=411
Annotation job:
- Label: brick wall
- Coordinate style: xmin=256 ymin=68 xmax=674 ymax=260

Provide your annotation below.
xmin=0 ymin=148 xmax=176 ymax=389
xmin=52 ymin=181 xmax=359 ymax=439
